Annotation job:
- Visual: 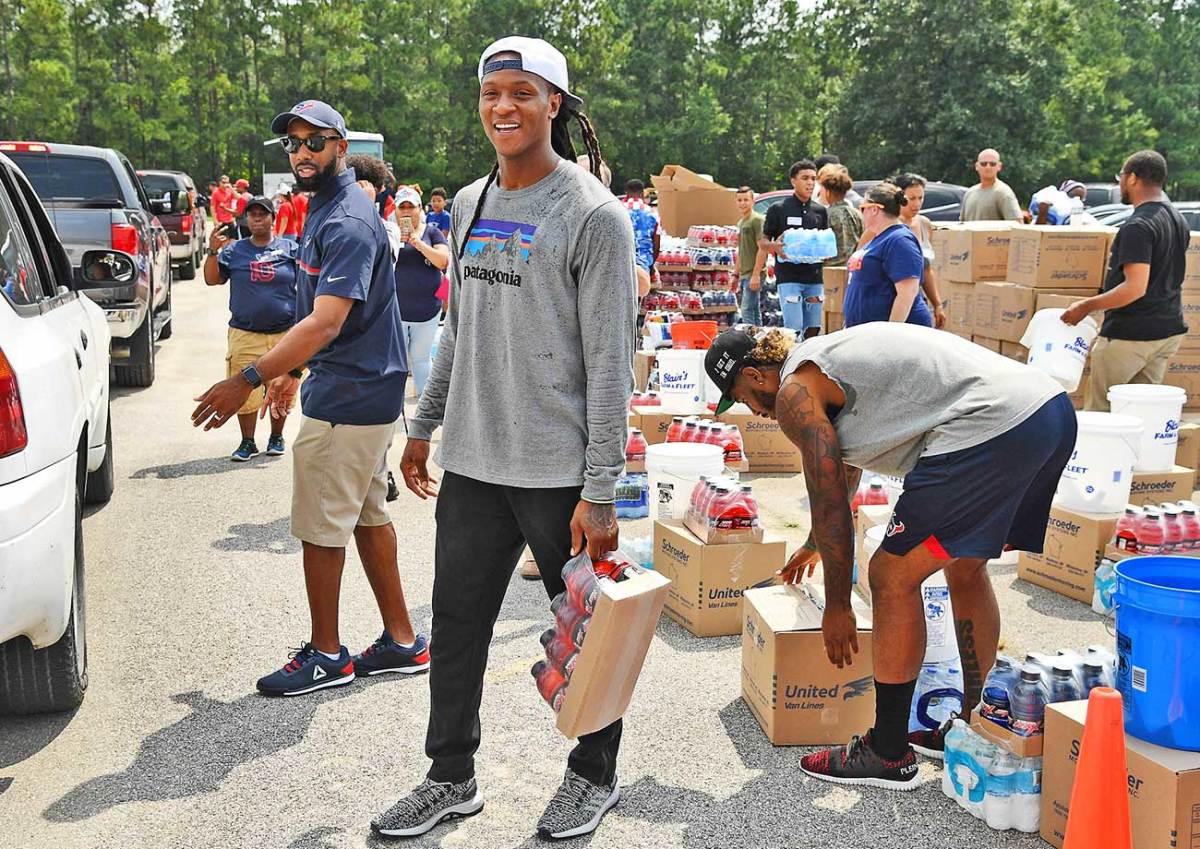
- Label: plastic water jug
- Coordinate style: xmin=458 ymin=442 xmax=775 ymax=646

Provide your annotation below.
xmin=1057 ymin=411 xmax=1142 ymax=513
xmin=1020 ymin=308 xmax=1098 ymax=392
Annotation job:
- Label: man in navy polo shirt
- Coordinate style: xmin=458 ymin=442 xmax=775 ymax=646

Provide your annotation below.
xmin=192 ymin=99 xmax=428 ymax=696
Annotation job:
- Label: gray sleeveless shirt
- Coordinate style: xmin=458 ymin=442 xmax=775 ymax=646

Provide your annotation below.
xmin=780 ymin=323 xmax=1065 ymax=476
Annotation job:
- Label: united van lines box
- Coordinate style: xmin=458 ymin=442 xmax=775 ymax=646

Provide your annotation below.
xmin=1005 ymin=225 xmax=1113 ymax=289
xmin=941 ymin=223 xmax=1014 ymax=283
xmin=1165 ymin=353 xmax=1200 ymax=410
xmin=973 ymin=283 xmax=1080 ymax=344
xmin=650 ymin=165 xmax=740 ymax=237
xmin=741 ymin=584 xmax=875 ymax=745
xmin=1040 ymin=699 xmax=1200 ymax=849
xmin=942 ymin=280 xmax=976 ymax=337
xmin=972 ymin=335 xmax=1002 ymax=353
xmin=557 ymin=567 xmax=671 ymax=738
xmin=653 ymin=520 xmax=785 ymax=637
xmin=717 ymin=405 xmax=803 ymax=473
xmin=823 ymin=266 xmax=848 ymax=313
xmin=1130 ymin=465 xmax=1194 ymax=504
xmin=634 ymin=350 xmax=655 ymax=392
xmin=1185 ymin=232 xmax=1200 ymax=290
xmin=929 ymin=226 xmax=953 ymax=277
xmin=1017 ymin=505 xmax=1120 ymax=604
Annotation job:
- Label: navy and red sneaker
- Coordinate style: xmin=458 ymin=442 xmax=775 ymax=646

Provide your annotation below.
xmin=908 ymin=714 xmax=958 ymax=760
xmin=353 ymin=631 xmax=431 ymax=677
xmin=256 ymin=643 xmax=355 ymax=697
xmin=800 ymin=732 xmax=921 ymax=790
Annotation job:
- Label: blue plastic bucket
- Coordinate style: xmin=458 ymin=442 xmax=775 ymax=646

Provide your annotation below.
xmin=1114 ymin=556 xmax=1200 ymax=750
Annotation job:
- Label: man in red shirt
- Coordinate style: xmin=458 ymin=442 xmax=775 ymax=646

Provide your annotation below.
xmin=273 ymin=190 xmax=300 ymax=238
xmin=291 ymin=190 xmax=310 ymax=234
xmin=211 ymin=175 xmax=236 ymax=227
xmin=234 ymin=178 xmax=253 ymax=236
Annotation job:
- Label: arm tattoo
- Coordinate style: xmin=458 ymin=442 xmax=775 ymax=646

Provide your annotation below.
xmin=777 ymin=380 xmax=855 ymax=609
xmin=586 ymin=501 xmax=617 ymax=534
xmin=801 ymin=466 xmax=862 ymax=551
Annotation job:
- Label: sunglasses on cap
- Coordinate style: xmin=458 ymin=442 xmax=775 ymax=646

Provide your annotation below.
xmin=279 ymin=134 xmax=341 ymax=154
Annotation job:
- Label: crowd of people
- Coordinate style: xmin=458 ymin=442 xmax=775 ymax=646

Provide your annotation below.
xmin=181 ymin=30 xmax=1191 ymax=845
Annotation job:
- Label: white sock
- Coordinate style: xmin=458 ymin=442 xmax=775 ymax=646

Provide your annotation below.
xmin=397 ymin=640 xmax=415 ymax=650
xmin=319 ymin=649 xmax=341 ymax=661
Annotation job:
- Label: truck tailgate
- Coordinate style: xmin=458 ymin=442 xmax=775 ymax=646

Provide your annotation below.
xmin=42 ymin=207 xmax=112 ymax=267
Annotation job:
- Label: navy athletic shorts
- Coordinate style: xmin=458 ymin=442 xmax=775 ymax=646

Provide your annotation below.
xmin=881 ymin=392 xmax=1077 ymax=560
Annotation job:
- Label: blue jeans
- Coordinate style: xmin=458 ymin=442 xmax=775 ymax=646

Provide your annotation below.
xmin=739 ymin=276 xmax=761 ymax=325
xmin=778 ymin=282 xmax=824 ymax=333
xmin=403 ymin=315 xmax=440 ymax=397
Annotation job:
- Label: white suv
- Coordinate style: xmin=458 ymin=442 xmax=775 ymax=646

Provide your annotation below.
xmin=0 ymin=152 xmax=113 ymax=713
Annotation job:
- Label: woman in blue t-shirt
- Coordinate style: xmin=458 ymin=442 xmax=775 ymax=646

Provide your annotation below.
xmin=392 ymin=187 xmax=449 ymax=395
xmin=842 ymin=182 xmax=933 ymax=329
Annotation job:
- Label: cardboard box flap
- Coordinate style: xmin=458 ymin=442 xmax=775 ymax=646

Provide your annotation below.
xmin=651 ymin=164 xmax=729 ymax=191
xmin=750 ymin=584 xmax=873 ymax=632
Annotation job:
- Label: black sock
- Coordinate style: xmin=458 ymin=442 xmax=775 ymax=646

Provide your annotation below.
xmin=871 ymin=679 xmax=917 ymax=760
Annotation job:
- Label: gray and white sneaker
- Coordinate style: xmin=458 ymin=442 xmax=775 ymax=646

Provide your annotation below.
xmin=371 ymin=777 xmax=483 ymax=838
xmin=536 ymin=769 xmax=620 ymax=840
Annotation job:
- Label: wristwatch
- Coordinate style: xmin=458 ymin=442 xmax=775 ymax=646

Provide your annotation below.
xmin=206 ymin=247 xmax=220 ymax=257
xmin=240 ymin=364 xmax=263 ymax=389
xmin=288 ymin=368 xmax=305 ymax=379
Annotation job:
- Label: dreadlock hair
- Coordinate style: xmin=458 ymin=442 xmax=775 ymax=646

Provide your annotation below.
xmin=458 ymin=98 xmax=604 ymax=259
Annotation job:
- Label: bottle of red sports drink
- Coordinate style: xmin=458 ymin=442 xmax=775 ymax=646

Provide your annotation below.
xmin=532 ymin=660 xmax=569 ymax=711
xmin=707 ymin=486 xmax=733 ymax=527
xmin=850 ymin=482 xmax=866 ymax=517
xmin=1160 ymin=503 xmax=1184 ymax=553
xmin=865 ymin=477 xmax=888 ymax=506
xmin=1113 ymin=505 xmax=1141 ymax=552
xmin=698 ymin=480 xmax=721 ymax=522
xmin=1179 ymin=502 xmax=1200 ymax=552
xmin=564 ymin=562 xmax=600 ymax=613
xmin=667 ymin=416 xmax=686 ymax=442
xmin=687 ymin=476 xmax=710 ymax=522
xmin=682 ymin=421 xmax=699 ymax=442
xmin=625 ymin=428 xmax=647 ymax=462
xmin=720 ymin=425 xmax=745 ymax=462
xmin=1138 ymin=506 xmax=1165 ymax=555
xmin=696 ymin=423 xmax=710 ymax=444
xmin=705 ymin=423 xmax=724 ymax=446
xmin=540 ymin=629 xmax=580 ymax=676
xmin=555 ymin=603 xmax=592 ymax=648
xmin=645 ymin=391 xmax=661 ymax=407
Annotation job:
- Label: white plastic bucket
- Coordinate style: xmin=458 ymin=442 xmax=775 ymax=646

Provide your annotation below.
xmin=655 ymin=348 xmax=708 ymax=414
xmin=864 ymin=525 xmax=958 ymax=664
xmin=1020 ymin=308 xmax=1098 ymax=392
xmin=645 ymin=442 xmax=725 ymax=522
xmin=1057 ymin=411 xmax=1143 ymax=513
xmin=1107 ymin=384 xmax=1187 ymax=472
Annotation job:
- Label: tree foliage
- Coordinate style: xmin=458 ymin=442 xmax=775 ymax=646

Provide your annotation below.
xmin=0 ymin=0 xmax=1197 ymax=199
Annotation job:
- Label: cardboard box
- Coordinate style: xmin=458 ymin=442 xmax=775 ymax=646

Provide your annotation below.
xmin=973 ymin=282 xmax=1073 ymax=344
xmin=631 ymin=407 xmax=674 ymax=444
xmin=650 ymin=165 xmax=740 ymax=237
xmin=942 ymin=280 xmax=975 ymax=336
xmin=823 ymin=266 xmax=848 ymax=313
xmin=634 ymin=350 xmax=655 ymax=392
xmin=1000 ymin=340 xmax=1029 ymax=363
xmin=1005 ymin=224 xmax=1113 ymax=289
xmin=1175 ymin=423 xmax=1200 ymax=489
xmin=969 ymin=707 xmax=1043 ymax=757
xmin=941 ymin=223 xmax=1014 ymax=283
xmin=1034 ymin=291 xmax=1101 ymax=318
xmin=654 ymin=520 xmax=786 ymax=637
xmin=1040 ymin=699 xmax=1200 ymax=849
xmin=741 ymin=584 xmax=875 ymax=745
xmin=1017 ymin=505 xmax=1120 ymax=604
xmin=1178 ymin=291 xmax=1200 ymax=351
xmin=1165 ymin=353 xmax=1200 ymax=410
xmin=1185 ymin=232 xmax=1200 ymax=290
xmin=717 ymin=405 xmax=803 ymax=473
xmin=972 ymin=335 xmax=1002 ymax=353
xmin=855 ymin=503 xmax=894 ymax=602
xmin=929 ymin=226 xmax=952 ymax=278
xmin=557 ymin=568 xmax=671 ymax=738
xmin=823 ymin=311 xmax=844 ymax=333
xmin=1130 ymin=465 xmax=1194 ymax=504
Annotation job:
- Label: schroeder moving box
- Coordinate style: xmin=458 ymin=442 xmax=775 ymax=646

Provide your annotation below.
xmin=717 ymin=404 xmax=803 ymax=473
xmin=1040 ymin=699 xmax=1200 ymax=849
xmin=742 ymin=584 xmax=875 ymax=745
xmin=1177 ymin=291 xmax=1200 ymax=351
xmin=942 ymin=280 xmax=975 ymax=337
xmin=1186 ymin=232 xmax=1200 ymax=290
xmin=1017 ymin=505 xmax=1119 ymax=604
xmin=973 ymin=283 xmax=1080 ymax=344
xmin=654 ymin=520 xmax=785 ymax=637
xmin=634 ymin=350 xmax=655 ymax=392
xmin=1165 ymin=353 xmax=1200 ymax=410
xmin=1175 ymin=422 xmax=1200 ymax=489
xmin=941 ymin=223 xmax=1014 ymax=283
xmin=823 ymin=266 xmax=848 ymax=313
xmin=557 ymin=568 xmax=671 ymax=739
xmin=1005 ymin=225 xmax=1113 ymax=289
xmin=650 ymin=165 xmax=740 ymax=237
xmin=1130 ymin=465 xmax=1194 ymax=504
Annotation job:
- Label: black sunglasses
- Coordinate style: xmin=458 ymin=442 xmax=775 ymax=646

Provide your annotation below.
xmin=279 ymin=134 xmax=341 ymax=154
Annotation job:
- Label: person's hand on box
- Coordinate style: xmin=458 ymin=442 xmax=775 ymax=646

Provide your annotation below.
xmin=779 ymin=543 xmax=820 ymax=584
xmin=570 ymin=499 xmax=618 ymax=561
xmin=822 ymin=604 xmax=860 ymax=669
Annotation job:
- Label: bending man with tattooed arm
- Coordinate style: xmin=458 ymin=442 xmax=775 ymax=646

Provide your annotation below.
xmin=704 ymin=323 xmax=1075 ymax=790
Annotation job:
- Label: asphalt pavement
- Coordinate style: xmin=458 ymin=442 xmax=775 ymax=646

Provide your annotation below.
xmin=0 ymin=270 xmax=1110 ymax=848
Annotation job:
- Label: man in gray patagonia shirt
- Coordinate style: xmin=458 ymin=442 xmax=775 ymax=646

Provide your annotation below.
xmin=705 ymin=323 xmax=1076 ymax=790
xmin=372 ymin=37 xmax=637 ymax=841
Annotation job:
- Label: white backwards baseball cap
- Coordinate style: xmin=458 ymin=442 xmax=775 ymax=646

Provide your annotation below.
xmin=477 ymin=36 xmax=582 ymax=110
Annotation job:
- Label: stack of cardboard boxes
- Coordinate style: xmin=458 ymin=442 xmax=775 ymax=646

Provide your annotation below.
xmin=822 ymin=266 xmax=847 ymax=333
xmin=1164 ymin=232 xmax=1200 ymax=410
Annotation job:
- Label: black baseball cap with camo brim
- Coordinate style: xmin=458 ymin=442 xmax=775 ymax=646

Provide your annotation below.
xmin=705 ymin=327 xmax=765 ymax=415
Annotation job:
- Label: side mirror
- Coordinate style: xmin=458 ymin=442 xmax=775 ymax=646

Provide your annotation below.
xmin=176 ymin=189 xmax=190 ymax=211
xmin=149 ymin=197 xmax=171 ymax=215
xmin=76 ymin=249 xmax=137 ymax=289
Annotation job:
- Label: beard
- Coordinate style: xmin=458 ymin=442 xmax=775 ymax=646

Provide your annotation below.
xmin=292 ymin=156 xmax=339 ymax=192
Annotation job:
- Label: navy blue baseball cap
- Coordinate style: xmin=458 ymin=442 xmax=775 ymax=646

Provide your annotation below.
xmin=271 ymin=100 xmax=347 ymax=138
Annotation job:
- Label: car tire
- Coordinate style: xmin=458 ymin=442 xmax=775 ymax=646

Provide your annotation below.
xmin=113 ymin=312 xmax=155 ymax=387
xmin=0 ymin=469 xmax=88 ymax=714
xmin=158 ymin=280 xmax=173 ymax=341
xmin=178 ymin=256 xmax=196 ymax=281
xmin=84 ymin=405 xmax=114 ymax=505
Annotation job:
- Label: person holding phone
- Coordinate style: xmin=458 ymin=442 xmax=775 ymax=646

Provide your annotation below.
xmin=391 ymin=186 xmax=449 ymax=398
xmin=203 ymin=196 xmax=300 ymax=460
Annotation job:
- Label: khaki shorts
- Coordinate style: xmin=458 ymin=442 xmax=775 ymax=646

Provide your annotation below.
xmin=291 ymin=415 xmax=395 ymax=547
xmin=226 ymin=327 xmax=289 ymax=414
xmin=1085 ymin=333 xmax=1186 ymax=411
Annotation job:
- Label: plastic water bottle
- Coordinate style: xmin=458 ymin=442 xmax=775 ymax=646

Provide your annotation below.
xmin=532 ymin=660 xmax=568 ymax=711
xmin=985 ymin=751 xmax=1019 ymax=830
xmin=909 ymin=660 xmax=964 ymax=733
xmin=1113 ymin=504 xmax=1141 ymax=552
xmin=1048 ymin=661 xmax=1082 ymax=703
xmin=1081 ymin=659 xmax=1113 ymax=694
xmin=625 ymin=428 xmax=647 ymax=462
xmin=864 ymin=477 xmax=889 ymax=505
xmin=1180 ymin=501 xmax=1200 ymax=551
xmin=1138 ymin=505 xmax=1165 ymax=554
xmin=941 ymin=719 xmax=968 ymax=800
xmin=821 ymin=228 xmax=838 ymax=259
xmin=1092 ymin=559 xmax=1116 ymax=614
xmin=1161 ymin=502 xmax=1185 ymax=552
xmin=1012 ymin=757 xmax=1043 ymax=833
xmin=666 ymin=416 xmax=686 ymax=443
xmin=1024 ymin=652 xmax=1054 ymax=687
xmin=720 ymin=425 xmax=745 ymax=463
xmin=980 ymin=656 xmax=1020 ymax=727
xmin=964 ymin=733 xmax=997 ymax=818
xmin=615 ymin=473 xmax=648 ymax=519
xmin=1009 ymin=665 xmax=1049 ymax=736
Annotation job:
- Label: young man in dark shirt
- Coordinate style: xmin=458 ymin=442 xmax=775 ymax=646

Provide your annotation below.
xmin=1062 ymin=150 xmax=1190 ymax=410
xmin=762 ymin=159 xmax=829 ymax=338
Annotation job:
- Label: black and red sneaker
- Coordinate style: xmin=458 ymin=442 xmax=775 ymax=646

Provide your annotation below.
xmin=800 ymin=732 xmax=921 ymax=791
xmin=907 ymin=714 xmax=958 ymax=760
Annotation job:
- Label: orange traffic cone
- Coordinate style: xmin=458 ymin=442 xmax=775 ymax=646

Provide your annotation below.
xmin=1063 ymin=687 xmax=1132 ymax=849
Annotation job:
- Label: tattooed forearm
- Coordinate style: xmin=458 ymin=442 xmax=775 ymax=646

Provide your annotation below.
xmin=777 ymin=380 xmax=855 ymax=609
xmin=800 ymin=466 xmax=861 ymax=552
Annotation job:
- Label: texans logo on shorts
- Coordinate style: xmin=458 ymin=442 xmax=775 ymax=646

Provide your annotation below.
xmin=886 ymin=516 xmax=906 ymax=537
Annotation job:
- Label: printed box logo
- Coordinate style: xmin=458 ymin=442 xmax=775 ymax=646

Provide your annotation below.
xmin=660 ymin=538 xmax=690 ymax=564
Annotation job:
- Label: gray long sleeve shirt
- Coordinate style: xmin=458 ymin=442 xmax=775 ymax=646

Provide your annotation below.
xmin=409 ymin=159 xmax=637 ymax=503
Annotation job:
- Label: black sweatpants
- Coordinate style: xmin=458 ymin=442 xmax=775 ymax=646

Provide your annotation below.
xmin=425 ymin=471 xmax=623 ymax=786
